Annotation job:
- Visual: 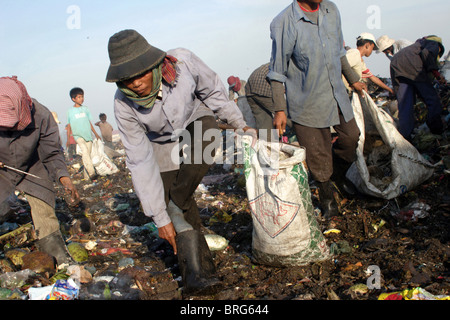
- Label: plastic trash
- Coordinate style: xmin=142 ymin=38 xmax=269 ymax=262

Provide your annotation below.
xmin=329 ymin=240 xmax=352 ymax=255
xmin=30 ymin=279 xmax=80 ymax=300
xmin=0 ymin=269 xmax=35 ymax=289
xmin=204 ymin=234 xmax=229 ymax=251
xmin=378 ymin=287 xmax=450 ymax=300
xmin=391 ymin=201 xmax=431 ymax=222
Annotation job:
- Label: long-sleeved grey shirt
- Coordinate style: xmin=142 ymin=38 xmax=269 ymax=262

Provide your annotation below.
xmin=114 ymin=48 xmax=247 ymax=228
xmin=267 ymin=0 xmax=354 ymax=128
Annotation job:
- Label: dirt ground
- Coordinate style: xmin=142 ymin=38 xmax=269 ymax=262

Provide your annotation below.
xmin=0 ymin=87 xmax=449 ymax=301
xmin=59 ymin=148 xmax=450 ymax=300
xmin=2 ymin=138 xmax=448 ymax=301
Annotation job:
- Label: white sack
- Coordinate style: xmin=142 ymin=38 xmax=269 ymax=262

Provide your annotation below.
xmin=347 ymin=92 xmax=434 ymax=199
xmin=242 ymin=136 xmax=329 ymax=267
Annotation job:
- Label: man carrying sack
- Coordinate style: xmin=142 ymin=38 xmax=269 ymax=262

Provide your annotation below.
xmin=105 ymin=30 xmax=253 ymax=294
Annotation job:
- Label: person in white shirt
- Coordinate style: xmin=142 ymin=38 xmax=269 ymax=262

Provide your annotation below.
xmin=344 ymin=33 xmax=394 ymax=95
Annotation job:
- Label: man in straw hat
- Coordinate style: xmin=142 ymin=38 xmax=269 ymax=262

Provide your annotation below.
xmin=376 ymin=35 xmax=413 ymax=61
xmin=0 ymin=76 xmax=80 ymax=265
xmin=106 ymin=29 xmax=254 ymax=294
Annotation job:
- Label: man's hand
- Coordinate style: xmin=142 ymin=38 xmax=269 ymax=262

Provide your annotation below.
xmin=158 ymin=222 xmax=178 ymax=254
xmin=59 ymin=176 xmax=81 ymax=206
xmin=351 ymin=82 xmax=368 ymax=95
xmin=241 ymin=126 xmax=258 ymax=148
xmin=0 ymin=161 xmax=4 ymax=169
xmin=273 ymin=111 xmax=287 ymax=137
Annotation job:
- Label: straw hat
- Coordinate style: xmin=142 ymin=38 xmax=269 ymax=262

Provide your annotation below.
xmin=376 ymin=35 xmax=396 ymax=53
xmin=106 ymin=29 xmax=166 ymax=83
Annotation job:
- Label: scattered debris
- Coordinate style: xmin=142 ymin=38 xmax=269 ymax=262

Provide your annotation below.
xmin=0 ymin=80 xmax=449 ymax=301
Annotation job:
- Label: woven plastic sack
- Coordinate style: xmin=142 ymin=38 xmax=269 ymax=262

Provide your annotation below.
xmin=91 ymin=139 xmax=119 ymax=176
xmin=346 ymin=92 xmax=434 ymax=199
xmin=241 ymin=136 xmax=330 ymax=267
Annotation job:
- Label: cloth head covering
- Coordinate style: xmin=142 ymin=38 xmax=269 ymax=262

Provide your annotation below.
xmin=227 ymin=76 xmax=241 ymax=92
xmin=106 ymin=30 xmax=179 ymax=109
xmin=116 ymin=54 xmax=179 ymax=109
xmin=0 ymin=76 xmax=33 ymax=131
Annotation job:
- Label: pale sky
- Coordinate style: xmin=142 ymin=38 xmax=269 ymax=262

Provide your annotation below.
xmin=1 ymin=0 xmax=449 ymax=132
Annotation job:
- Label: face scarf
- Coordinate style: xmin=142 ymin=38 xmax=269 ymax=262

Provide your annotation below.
xmin=118 ymin=55 xmax=178 ymax=109
xmin=0 ymin=76 xmax=33 ymax=131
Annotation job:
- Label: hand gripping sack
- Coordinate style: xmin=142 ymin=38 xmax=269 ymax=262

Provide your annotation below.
xmin=242 ymin=136 xmax=330 ymax=267
xmin=91 ymin=139 xmax=119 ymax=176
xmin=346 ymin=92 xmax=434 ymax=199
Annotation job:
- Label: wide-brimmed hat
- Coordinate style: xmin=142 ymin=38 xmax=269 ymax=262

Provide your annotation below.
xmin=376 ymin=35 xmax=396 ymax=53
xmin=106 ymin=29 xmax=166 ymax=83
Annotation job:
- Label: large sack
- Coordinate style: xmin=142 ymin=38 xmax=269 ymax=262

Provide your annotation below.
xmin=90 ymin=139 xmax=119 ymax=176
xmin=347 ymin=92 xmax=434 ymax=199
xmin=242 ymin=136 xmax=330 ymax=267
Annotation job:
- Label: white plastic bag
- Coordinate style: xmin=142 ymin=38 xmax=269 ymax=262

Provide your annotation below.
xmin=346 ymin=92 xmax=434 ymax=199
xmin=242 ymin=136 xmax=329 ymax=267
xmin=90 ymin=139 xmax=119 ymax=176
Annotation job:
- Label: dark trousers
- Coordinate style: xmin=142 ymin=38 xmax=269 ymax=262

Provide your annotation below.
xmin=247 ymin=95 xmax=275 ymax=135
xmin=293 ymin=109 xmax=360 ymax=183
xmin=247 ymin=95 xmax=294 ymax=142
xmin=395 ymin=78 xmax=443 ymax=139
xmin=160 ymin=116 xmax=220 ymax=231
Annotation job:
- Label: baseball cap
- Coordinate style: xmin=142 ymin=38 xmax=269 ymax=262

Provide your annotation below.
xmin=357 ymin=32 xmax=379 ymax=50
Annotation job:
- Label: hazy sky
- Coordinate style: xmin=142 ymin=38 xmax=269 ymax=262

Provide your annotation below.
xmin=1 ymin=0 xmax=449 ymax=131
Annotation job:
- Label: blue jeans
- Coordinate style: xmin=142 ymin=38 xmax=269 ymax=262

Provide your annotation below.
xmin=396 ymin=79 xmax=443 ymax=139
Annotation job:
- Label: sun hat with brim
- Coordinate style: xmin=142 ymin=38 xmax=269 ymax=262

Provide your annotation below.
xmin=376 ymin=35 xmax=396 ymax=53
xmin=106 ymin=29 xmax=166 ymax=83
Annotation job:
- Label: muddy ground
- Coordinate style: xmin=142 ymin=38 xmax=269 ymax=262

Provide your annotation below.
xmin=1 ymin=131 xmax=449 ymax=301
xmin=1 ymin=83 xmax=449 ymax=300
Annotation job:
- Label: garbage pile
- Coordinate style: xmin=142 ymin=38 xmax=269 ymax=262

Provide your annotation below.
xmin=0 ymin=93 xmax=449 ymax=300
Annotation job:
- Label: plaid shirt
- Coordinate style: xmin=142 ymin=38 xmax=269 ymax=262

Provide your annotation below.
xmin=245 ymin=63 xmax=272 ymax=98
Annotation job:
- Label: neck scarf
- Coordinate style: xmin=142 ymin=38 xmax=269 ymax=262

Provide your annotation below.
xmin=0 ymin=76 xmax=33 ymax=131
xmin=118 ymin=55 xmax=178 ymax=109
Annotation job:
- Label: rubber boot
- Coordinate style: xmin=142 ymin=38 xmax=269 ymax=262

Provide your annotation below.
xmin=176 ymin=229 xmax=221 ymax=295
xmin=35 ymin=231 xmax=73 ymax=266
xmin=317 ymin=181 xmax=339 ymax=219
xmin=332 ymin=157 xmax=357 ymax=197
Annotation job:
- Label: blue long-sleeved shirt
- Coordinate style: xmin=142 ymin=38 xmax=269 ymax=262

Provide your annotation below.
xmin=114 ymin=48 xmax=247 ymax=227
xmin=268 ymin=0 xmax=353 ymax=128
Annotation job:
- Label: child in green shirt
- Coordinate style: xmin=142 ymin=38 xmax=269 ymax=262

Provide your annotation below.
xmin=66 ymin=87 xmax=101 ymax=180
